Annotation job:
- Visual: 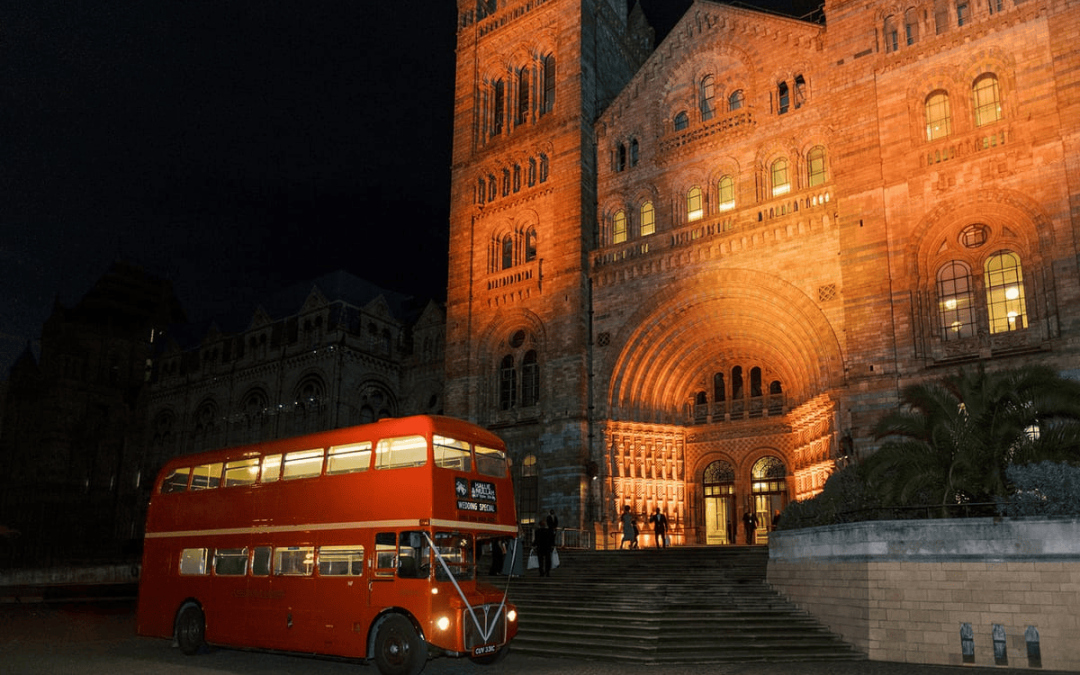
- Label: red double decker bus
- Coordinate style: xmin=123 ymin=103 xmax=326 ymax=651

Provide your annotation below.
xmin=137 ymin=415 xmax=518 ymax=675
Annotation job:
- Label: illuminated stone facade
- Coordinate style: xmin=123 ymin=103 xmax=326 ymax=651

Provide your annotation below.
xmin=446 ymin=0 xmax=1080 ymax=545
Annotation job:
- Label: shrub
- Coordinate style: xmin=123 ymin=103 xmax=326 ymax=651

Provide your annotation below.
xmin=1001 ymin=461 xmax=1080 ymax=517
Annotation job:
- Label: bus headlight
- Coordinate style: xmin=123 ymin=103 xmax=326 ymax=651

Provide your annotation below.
xmin=436 ymin=615 xmax=451 ymax=631
xmin=506 ymin=609 xmax=517 ymax=622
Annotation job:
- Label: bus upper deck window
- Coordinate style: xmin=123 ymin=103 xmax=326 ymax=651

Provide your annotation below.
xmin=327 ymin=442 xmax=372 ymax=474
xmin=475 ymin=445 xmax=508 ymax=477
xmin=223 ymin=458 xmax=259 ymax=487
xmin=434 ymin=435 xmax=472 ymax=472
xmin=261 ymin=455 xmax=282 ymax=482
xmin=160 ymin=467 xmax=191 ymax=493
xmin=375 ymin=435 xmax=428 ymax=469
xmin=282 ymin=448 xmax=324 ymax=480
xmin=190 ymin=463 xmax=223 ymax=490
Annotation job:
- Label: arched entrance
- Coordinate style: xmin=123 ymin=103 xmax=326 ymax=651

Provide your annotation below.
xmin=703 ymin=460 xmax=736 ymax=545
xmin=751 ymin=456 xmax=787 ymax=543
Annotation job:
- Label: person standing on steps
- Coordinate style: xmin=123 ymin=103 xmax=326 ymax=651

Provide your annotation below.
xmin=533 ymin=519 xmax=556 ymax=577
xmin=743 ymin=509 xmax=758 ymax=545
xmin=546 ymin=509 xmax=559 ymax=544
xmin=649 ymin=508 xmax=669 ymax=548
xmin=620 ymin=505 xmax=638 ymax=549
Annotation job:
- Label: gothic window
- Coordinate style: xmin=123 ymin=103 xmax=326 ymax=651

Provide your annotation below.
xmin=617 ymin=144 xmax=626 ymax=172
xmin=521 ymin=350 xmax=539 ymax=406
xmin=513 ymin=164 xmax=521 ymax=192
xmin=937 ymin=261 xmax=976 ymax=340
xmin=728 ymin=89 xmax=744 ymax=111
xmin=731 ymin=366 xmax=743 ymax=399
xmin=477 ymin=176 xmax=486 ymax=204
xmin=768 ymin=381 xmax=783 ymax=416
xmin=477 ymin=0 xmax=496 ymax=19
xmin=973 ymin=74 xmax=1002 ymax=127
xmin=700 ymin=75 xmax=716 ymax=121
xmin=988 ymin=0 xmax=1003 ymax=13
xmin=528 ymin=157 xmax=537 ymax=186
xmin=713 ymin=372 xmax=726 ymax=403
xmin=540 ymin=54 xmax=555 ymax=115
xmin=501 ymin=234 xmax=513 ymax=269
xmin=771 ymin=158 xmax=790 ymax=196
xmin=884 ymin=15 xmax=899 ymax=52
xmin=674 ymin=111 xmax=689 ymax=131
xmin=517 ymin=67 xmax=530 ymax=126
xmin=687 ymin=186 xmax=704 ymax=222
xmin=905 ymin=8 xmax=920 ymax=44
xmin=925 ymin=91 xmax=952 ymax=140
xmin=488 ymin=174 xmax=496 ymax=202
xmin=794 ymin=74 xmax=806 ymax=108
xmin=957 ymin=1 xmax=970 ymax=26
xmin=501 ymin=168 xmax=510 ymax=196
xmin=777 ymin=81 xmax=790 ymax=114
xmin=492 ymin=79 xmax=505 ymax=136
xmin=640 ymin=201 xmax=655 ymax=236
xmin=717 ymin=175 xmax=735 ymax=211
xmin=985 ymin=250 xmax=1027 ymax=334
xmin=613 ymin=210 xmax=628 ymax=244
xmin=807 ymin=146 xmax=827 ymax=186
xmin=539 ymin=154 xmax=549 ymax=182
xmin=694 ymin=391 xmax=708 ymax=423
xmin=630 ymin=138 xmax=639 ymax=166
xmin=525 ymin=227 xmax=537 ymax=261
xmin=750 ymin=367 xmax=763 ymax=397
xmin=960 ymin=224 xmax=988 ymax=247
xmin=499 ymin=355 xmax=517 ymax=410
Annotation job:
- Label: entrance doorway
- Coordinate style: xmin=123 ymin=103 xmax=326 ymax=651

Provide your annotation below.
xmin=751 ymin=456 xmax=787 ymax=544
xmin=703 ymin=460 xmax=736 ymax=545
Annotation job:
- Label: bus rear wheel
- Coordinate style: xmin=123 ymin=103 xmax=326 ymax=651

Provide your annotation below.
xmin=175 ymin=604 xmax=206 ymax=655
xmin=373 ymin=614 xmax=425 ymax=675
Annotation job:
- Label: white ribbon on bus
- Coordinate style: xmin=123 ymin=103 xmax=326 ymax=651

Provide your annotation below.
xmin=421 ymin=531 xmax=515 ymax=646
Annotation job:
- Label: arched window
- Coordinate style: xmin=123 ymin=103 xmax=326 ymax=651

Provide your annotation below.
xmin=713 ymin=372 xmax=726 ymax=403
xmin=477 ymin=176 xmax=486 ymax=204
xmin=884 ymin=15 xmax=899 ymax=52
xmin=640 ymin=201 xmax=655 ymax=236
xmin=925 ymin=91 xmax=952 ymax=141
xmin=904 ymin=8 xmax=920 ymax=45
xmin=630 ymin=138 xmax=639 ymax=166
xmin=777 ymin=81 xmax=790 ymax=114
xmin=700 ymin=75 xmax=716 ymax=121
xmin=528 ymin=157 xmax=537 ymax=186
xmin=501 ymin=168 xmax=510 ymax=196
xmin=539 ymin=153 xmax=549 ymax=182
xmin=807 ymin=146 xmax=827 ymax=186
xmin=613 ymin=210 xmax=628 ymax=244
xmin=687 ymin=187 xmax=704 ymax=222
xmin=617 ymin=144 xmax=626 ymax=172
xmin=521 ymin=350 xmax=539 ymax=407
xmin=492 ymin=79 xmax=505 ymax=136
xmin=516 ymin=67 xmax=530 ymax=126
xmin=694 ymin=391 xmax=708 ymax=423
xmin=674 ymin=111 xmax=689 ymax=131
xmin=750 ymin=367 xmax=763 ymax=397
xmin=731 ymin=366 xmax=743 ymax=399
xmin=771 ymin=158 xmax=790 ymax=196
xmin=499 ymin=355 xmax=517 ymax=410
xmin=501 ymin=234 xmax=513 ymax=270
xmin=984 ymin=250 xmax=1027 ymax=334
xmin=525 ymin=228 xmax=537 ymax=261
xmin=717 ymin=175 xmax=735 ymax=211
xmin=937 ymin=261 xmax=975 ymax=340
xmin=512 ymin=164 xmax=521 ymax=192
xmin=728 ymin=89 xmax=744 ymax=111
xmin=488 ymin=175 xmax=496 ymax=202
xmin=540 ymin=54 xmax=556 ymax=115
xmin=973 ymin=74 xmax=1002 ymax=127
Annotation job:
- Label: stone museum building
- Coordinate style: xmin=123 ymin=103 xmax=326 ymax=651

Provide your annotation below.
xmin=444 ymin=0 xmax=1080 ymax=545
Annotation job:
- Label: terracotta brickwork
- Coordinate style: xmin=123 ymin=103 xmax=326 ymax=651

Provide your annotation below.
xmin=445 ymin=0 xmax=1080 ymax=540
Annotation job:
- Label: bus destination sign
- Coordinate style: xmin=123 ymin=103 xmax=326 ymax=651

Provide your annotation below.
xmin=455 ymin=477 xmax=497 ymax=513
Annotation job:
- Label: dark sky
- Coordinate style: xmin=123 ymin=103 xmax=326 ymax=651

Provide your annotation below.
xmin=1 ymin=0 xmax=815 ymax=378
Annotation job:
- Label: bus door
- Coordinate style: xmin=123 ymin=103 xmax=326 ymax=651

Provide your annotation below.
xmin=207 ymin=546 xmax=252 ymax=645
xmin=368 ymin=531 xmax=430 ymax=615
xmin=312 ymin=544 xmax=368 ymax=657
xmin=265 ymin=545 xmax=317 ymax=651
xmin=243 ymin=545 xmax=277 ymax=650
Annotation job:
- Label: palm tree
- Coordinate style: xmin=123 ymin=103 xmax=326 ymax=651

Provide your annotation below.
xmin=867 ymin=365 xmax=1080 ymax=514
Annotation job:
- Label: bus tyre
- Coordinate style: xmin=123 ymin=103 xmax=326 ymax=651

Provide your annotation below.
xmin=470 ymin=644 xmax=509 ymax=665
xmin=373 ymin=614 xmax=425 ymax=675
xmin=176 ymin=604 xmax=206 ymax=656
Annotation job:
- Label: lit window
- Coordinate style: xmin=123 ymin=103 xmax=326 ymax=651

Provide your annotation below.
xmin=984 ymin=250 xmax=1027 ymax=334
xmin=282 ymin=448 xmax=324 ymax=480
xmin=374 ymin=435 xmax=428 ymax=469
xmin=674 ymin=111 xmax=689 ymax=131
xmin=613 ymin=210 xmax=627 ymax=243
xmin=807 ymin=147 xmax=827 ymax=187
xmin=223 ymin=458 xmax=259 ymax=487
xmin=327 ymin=441 xmax=372 ymax=474
xmin=728 ymin=89 xmax=744 ymax=111
xmin=640 ymin=201 xmax=655 ymax=236
xmin=700 ymin=75 xmax=716 ymax=121
xmin=937 ymin=261 xmax=976 ymax=340
xmin=434 ymin=436 xmax=472 ymax=471
xmin=687 ymin=187 xmax=704 ymax=221
xmin=925 ymin=91 xmax=952 ymax=141
xmin=771 ymin=159 xmax=790 ymax=197
xmin=973 ymin=74 xmax=1002 ymax=127
xmin=717 ymin=176 xmax=735 ymax=211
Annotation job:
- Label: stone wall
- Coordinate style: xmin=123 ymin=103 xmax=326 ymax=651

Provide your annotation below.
xmin=767 ymin=518 xmax=1080 ymax=671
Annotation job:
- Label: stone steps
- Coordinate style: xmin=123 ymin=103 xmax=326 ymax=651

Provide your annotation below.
xmin=481 ymin=545 xmax=864 ymax=663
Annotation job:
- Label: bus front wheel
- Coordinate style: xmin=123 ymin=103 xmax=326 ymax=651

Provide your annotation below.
xmin=175 ymin=604 xmax=206 ymax=655
xmin=373 ymin=614 xmax=425 ymax=675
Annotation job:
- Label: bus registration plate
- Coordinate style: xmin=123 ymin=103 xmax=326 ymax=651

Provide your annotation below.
xmin=472 ymin=644 xmax=498 ymax=657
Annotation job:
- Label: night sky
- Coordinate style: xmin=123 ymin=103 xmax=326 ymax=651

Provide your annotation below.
xmin=2 ymin=0 xmax=815 ymax=378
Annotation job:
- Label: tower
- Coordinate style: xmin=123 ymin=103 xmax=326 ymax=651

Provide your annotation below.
xmin=445 ymin=0 xmax=652 ymax=529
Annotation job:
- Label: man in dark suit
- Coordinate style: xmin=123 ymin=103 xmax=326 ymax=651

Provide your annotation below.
xmin=533 ymin=520 xmax=556 ymax=577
